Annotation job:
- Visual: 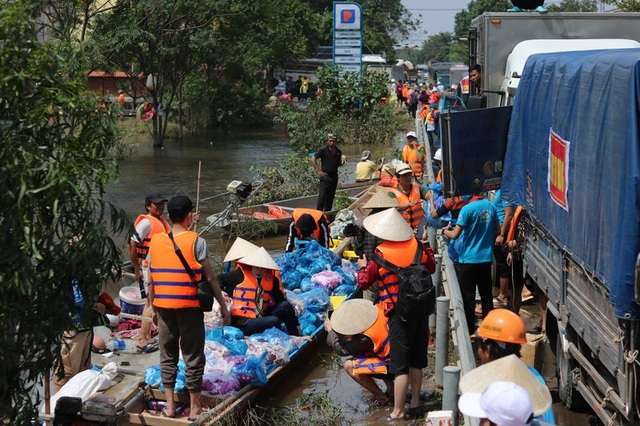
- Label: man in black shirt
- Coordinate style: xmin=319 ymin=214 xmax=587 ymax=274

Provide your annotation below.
xmin=311 ymin=133 xmax=344 ymax=211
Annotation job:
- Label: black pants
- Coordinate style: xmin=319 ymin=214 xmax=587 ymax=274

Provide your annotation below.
xmin=239 ymin=300 xmax=300 ymax=336
xmin=454 ymin=262 xmax=493 ymax=334
xmin=316 ymin=174 xmax=338 ymax=212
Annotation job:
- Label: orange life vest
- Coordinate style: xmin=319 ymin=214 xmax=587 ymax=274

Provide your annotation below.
xmin=149 ymin=231 xmax=201 ymax=309
xmin=380 ymin=173 xmax=398 ymax=187
xmin=230 ymin=268 xmax=277 ymax=319
xmin=507 ymin=205 xmax=524 ymax=242
xmin=292 ymin=208 xmax=328 ymax=246
xmin=390 ymin=185 xmax=424 ymax=230
xmin=133 ymin=214 xmax=171 ymax=262
xmin=375 ymin=238 xmax=421 ymax=312
xmin=402 ymin=144 xmax=425 ymax=177
xmin=436 ymin=169 xmax=443 ymax=183
xmin=353 ymin=304 xmax=391 ymax=375
xmin=418 ymin=105 xmax=430 ymax=120
xmin=268 ymin=205 xmax=291 ymax=219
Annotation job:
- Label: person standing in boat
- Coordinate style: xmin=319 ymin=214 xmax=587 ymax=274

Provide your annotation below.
xmin=284 ymin=208 xmax=330 ymax=252
xmin=324 ymin=299 xmax=394 ymax=407
xmin=148 ymin=195 xmax=230 ymax=420
xmin=129 ymin=190 xmax=170 ymax=354
xmin=311 ymin=133 xmax=345 ymax=212
xmin=220 ymin=247 xmax=302 ymax=336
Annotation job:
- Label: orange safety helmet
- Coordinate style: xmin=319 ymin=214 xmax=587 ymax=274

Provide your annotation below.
xmin=477 ymin=308 xmax=527 ymax=344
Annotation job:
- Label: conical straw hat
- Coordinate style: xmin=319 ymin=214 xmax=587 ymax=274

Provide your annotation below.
xmin=362 ymin=189 xmax=399 ymax=210
xmin=459 ymin=354 xmax=552 ymax=416
xmin=362 ymin=208 xmax=413 ymax=241
xmin=223 ymin=237 xmax=259 ymax=263
xmin=330 ymin=299 xmax=378 ymax=335
xmin=237 ymin=247 xmax=280 ymax=271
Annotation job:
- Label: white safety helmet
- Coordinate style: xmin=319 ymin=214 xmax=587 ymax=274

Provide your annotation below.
xmin=434 ymin=148 xmax=442 ymax=162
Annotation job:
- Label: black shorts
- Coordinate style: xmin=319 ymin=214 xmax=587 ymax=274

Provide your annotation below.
xmin=493 ymin=245 xmax=509 ymax=279
xmin=388 ymin=314 xmax=429 ymax=375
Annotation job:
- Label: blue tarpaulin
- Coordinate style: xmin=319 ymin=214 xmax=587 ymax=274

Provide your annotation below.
xmin=501 ymin=48 xmax=640 ymax=319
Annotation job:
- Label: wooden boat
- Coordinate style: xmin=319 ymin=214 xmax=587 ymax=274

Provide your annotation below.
xmin=42 ymin=247 xmax=359 ymax=425
xmin=205 ymin=182 xmax=376 ymax=236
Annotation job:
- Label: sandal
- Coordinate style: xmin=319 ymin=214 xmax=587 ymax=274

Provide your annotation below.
xmin=407 ymin=405 xmax=429 ymax=419
xmin=91 ymin=345 xmax=109 ymax=354
xmin=136 ymin=342 xmax=159 ymax=354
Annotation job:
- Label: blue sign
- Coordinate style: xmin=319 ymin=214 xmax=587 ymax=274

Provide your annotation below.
xmin=442 ymin=106 xmax=513 ymax=196
xmin=333 ymin=2 xmax=362 ymax=75
xmin=340 ymin=9 xmax=356 ymax=24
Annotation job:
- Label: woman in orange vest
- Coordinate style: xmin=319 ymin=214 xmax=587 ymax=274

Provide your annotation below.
xmin=219 ymin=247 xmax=301 ymax=336
xmin=325 ymin=299 xmax=393 ymax=407
xmin=148 ymin=195 xmax=230 ymax=420
xmin=357 ymin=208 xmax=436 ymax=420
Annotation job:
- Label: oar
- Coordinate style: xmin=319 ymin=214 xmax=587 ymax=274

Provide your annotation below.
xmin=195 ymin=160 xmax=202 ymax=232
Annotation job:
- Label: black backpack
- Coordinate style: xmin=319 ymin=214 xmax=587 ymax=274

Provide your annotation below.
xmin=372 ymin=242 xmax=436 ymax=321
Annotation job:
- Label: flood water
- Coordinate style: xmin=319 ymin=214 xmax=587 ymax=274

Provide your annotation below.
xmin=105 ymin=123 xmax=601 ymax=425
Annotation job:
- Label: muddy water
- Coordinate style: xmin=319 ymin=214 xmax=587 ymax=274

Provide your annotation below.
xmin=106 ymin=124 xmax=601 ymax=425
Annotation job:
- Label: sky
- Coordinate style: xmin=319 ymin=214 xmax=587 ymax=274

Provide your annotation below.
xmin=400 ymin=0 xmax=471 ymax=46
xmin=400 ymin=0 xmax=614 ymax=47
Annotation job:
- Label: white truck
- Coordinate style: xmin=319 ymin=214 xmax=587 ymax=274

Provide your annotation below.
xmin=459 ymin=12 xmax=640 ymax=425
xmin=469 ymin=12 xmax=640 ymax=107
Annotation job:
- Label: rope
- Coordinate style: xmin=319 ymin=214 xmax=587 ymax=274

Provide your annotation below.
xmin=607 ymin=411 xmax=617 ymax=426
xmin=601 ymin=386 xmax=613 ymax=408
xmin=624 ymin=349 xmax=638 ymax=365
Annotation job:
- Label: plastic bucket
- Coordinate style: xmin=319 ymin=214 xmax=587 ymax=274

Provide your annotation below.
xmin=119 ymin=286 xmax=145 ymax=315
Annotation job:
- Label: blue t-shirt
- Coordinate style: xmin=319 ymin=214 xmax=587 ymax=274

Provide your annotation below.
xmin=493 ymin=189 xmax=512 ymax=225
xmin=528 ymin=365 xmax=556 ymax=425
xmin=455 ymin=198 xmax=498 ymax=264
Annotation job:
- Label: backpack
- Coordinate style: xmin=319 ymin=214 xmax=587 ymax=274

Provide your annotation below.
xmin=372 ymin=243 xmax=436 ymax=321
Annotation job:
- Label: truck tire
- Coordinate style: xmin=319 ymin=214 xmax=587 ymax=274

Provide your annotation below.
xmin=554 ymin=327 xmax=586 ymax=409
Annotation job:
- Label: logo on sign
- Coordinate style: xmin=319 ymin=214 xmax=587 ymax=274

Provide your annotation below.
xmin=341 ymin=9 xmax=356 ymax=23
xmin=547 ymin=128 xmax=570 ymax=211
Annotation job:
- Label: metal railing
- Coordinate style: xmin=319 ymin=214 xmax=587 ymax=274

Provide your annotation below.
xmin=439 ymin=237 xmax=480 ymax=426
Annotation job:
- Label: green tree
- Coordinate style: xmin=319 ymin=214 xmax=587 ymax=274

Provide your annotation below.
xmin=421 ymin=32 xmax=457 ymax=63
xmin=186 ymin=0 xmax=320 ymax=128
xmin=601 ymin=0 xmax=640 ymax=10
xmin=546 ymin=0 xmax=598 ymax=11
xmin=454 ymin=0 xmax=511 ymax=39
xmin=94 ymin=0 xmax=227 ymax=147
xmin=0 ymin=3 xmax=129 ymax=423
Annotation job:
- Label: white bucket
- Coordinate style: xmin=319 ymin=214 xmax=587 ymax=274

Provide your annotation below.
xmin=119 ymin=286 xmax=145 ymax=315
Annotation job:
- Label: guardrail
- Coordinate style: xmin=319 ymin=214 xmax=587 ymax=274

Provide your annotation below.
xmin=439 ymin=238 xmax=479 ymax=426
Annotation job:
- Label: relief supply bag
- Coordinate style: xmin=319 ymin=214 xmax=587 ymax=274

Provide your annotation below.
xmin=372 ymin=242 xmax=436 ymax=321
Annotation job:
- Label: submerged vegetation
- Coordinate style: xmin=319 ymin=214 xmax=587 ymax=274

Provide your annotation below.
xmin=212 ymin=390 xmax=353 ymax=426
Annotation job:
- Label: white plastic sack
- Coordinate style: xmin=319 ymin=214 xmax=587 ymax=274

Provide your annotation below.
xmin=330 ymin=209 xmax=357 ymax=239
xmin=49 ymin=362 xmax=118 ymax=410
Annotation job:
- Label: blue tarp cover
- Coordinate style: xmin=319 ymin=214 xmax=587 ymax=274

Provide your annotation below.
xmin=501 ymin=48 xmax=640 ymax=319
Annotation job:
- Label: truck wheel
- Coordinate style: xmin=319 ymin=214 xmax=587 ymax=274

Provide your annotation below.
xmin=555 ymin=331 xmax=586 ymax=409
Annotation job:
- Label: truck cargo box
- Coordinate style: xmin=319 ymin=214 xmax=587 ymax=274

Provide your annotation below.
xmin=501 ymin=48 xmax=640 ymax=319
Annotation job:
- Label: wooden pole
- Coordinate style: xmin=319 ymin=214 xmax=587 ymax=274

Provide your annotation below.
xmin=195 ymin=161 xmax=202 ymax=232
xmin=44 ymin=368 xmax=51 ymax=425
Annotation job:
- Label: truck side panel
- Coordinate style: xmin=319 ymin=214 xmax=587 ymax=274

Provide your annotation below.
xmin=501 ymin=48 xmax=640 ymax=320
xmin=471 ymin=13 xmax=640 ymax=107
